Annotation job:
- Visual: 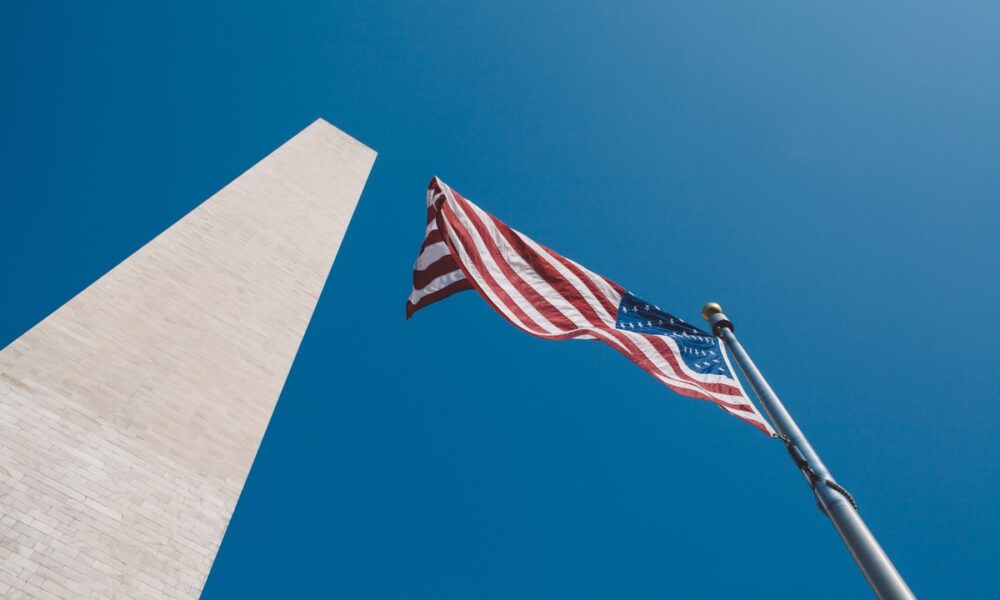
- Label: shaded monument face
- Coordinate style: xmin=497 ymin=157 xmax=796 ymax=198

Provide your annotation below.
xmin=0 ymin=119 xmax=375 ymax=599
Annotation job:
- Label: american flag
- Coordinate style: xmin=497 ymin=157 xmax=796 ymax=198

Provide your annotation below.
xmin=407 ymin=177 xmax=774 ymax=436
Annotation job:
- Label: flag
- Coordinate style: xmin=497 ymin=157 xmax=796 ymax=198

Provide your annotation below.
xmin=407 ymin=177 xmax=774 ymax=436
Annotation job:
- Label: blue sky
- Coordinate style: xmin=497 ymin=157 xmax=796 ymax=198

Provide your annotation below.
xmin=2 ymin=2 xmax=998 ymax=598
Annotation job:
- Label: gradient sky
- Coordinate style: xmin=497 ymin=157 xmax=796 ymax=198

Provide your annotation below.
xmin=2 ymin=2 xmax=998 ymax=598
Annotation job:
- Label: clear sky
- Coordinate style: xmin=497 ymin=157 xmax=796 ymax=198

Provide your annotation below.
xmin=2 ymin=2 xmax=997 ymax=598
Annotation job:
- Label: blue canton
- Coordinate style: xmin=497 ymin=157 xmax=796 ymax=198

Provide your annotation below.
xmin=615 ymin=292 xmax=732 ymax=376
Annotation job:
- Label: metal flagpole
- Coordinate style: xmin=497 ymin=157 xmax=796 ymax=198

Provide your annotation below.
xmin=701 ymin=303 xmax=916 ymax=600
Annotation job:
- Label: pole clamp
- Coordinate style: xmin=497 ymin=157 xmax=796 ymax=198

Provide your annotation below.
xmin=777 ymin=434 xmax=859 ymax=510
xmin=778 ymin=434 xmax=819 ymax=484
xmin=706 ymin=312 xmax=733 ymax=336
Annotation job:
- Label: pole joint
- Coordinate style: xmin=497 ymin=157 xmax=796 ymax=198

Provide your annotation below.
xmin=823 ymin=478 xmax=859 ymax=510
xmin=777 ymin=432 xmax=859 ymax=510
xmin=699 ymin=300 xmax=914 ymax=598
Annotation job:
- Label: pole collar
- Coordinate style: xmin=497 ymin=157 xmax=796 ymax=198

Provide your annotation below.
xmin=701 ymin=302 xmax=733 ymax=335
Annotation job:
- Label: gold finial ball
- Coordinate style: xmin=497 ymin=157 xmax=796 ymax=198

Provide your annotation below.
xmin=701 ymin=302 xmax=724 ymax=321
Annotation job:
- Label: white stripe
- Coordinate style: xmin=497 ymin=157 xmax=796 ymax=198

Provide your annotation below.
xmin=442 ymin=188 xmax=563 ymax=335
xmin=656 ymin=335 xmax=745 ymax=387
xmin=721 ymin=404 xmax=773 ymax=433
xmin=435 ymin=198 xmax=548 ymax=336
xmin=564 ymin=255 xmax=624 ymax=316
xmin=719 ymin=344 xmax=774 ymax=434
xmin=408 ymin=269 xmax=466 ymax=304
xmin=414 ymin=241 xmax=450 ymax=270
xmin=426 ymin=181 xmax=445 ymax=207
xmin=519 ymin=232 xmax=744 ymax=392
xmin=585 ymin=328 xmax=651 ymax=363
xmin=448 ymin=191 xmax=634 ymax=355
xmin=514 ymin=230 xmax=621 ymax=327
xmin=463 ymin=202 xmax=600 ymax=330
xmin=438 ymin=187 xmax=625 ymax=351
xmin=583 ymin=326 xmax=717 ymax=400
xmin=619 ymin=330 xmax=750 ymax=403
xmin=449 ymin=191 xmax=749 ymax=403
xmin=458 ymin=203 xmax=633 ymax=356
xmin=430 ymin=181 xmax=772 ymax=434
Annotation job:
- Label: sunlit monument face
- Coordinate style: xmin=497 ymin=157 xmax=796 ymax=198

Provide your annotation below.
xmin=0 ymin=119 xmax=375 ymax=599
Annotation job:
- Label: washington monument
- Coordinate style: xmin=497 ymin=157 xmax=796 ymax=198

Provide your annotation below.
xmin=0 ymin=119 xmax=375 ymax=599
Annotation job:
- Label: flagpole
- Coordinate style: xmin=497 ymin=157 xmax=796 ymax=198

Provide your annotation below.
xmin=702 ymin=303 xmax=915 ymax=600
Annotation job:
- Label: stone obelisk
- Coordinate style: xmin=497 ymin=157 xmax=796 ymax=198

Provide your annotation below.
xmin=0 ymin=119 xmax=375 ymax=599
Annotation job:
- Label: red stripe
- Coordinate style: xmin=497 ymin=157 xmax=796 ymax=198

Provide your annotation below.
xmin=426 ymin=180 xmax=445 ymax=224
xmin=409 ymin=180 xmax=770 ymax=436
xmin=454 ymin=192 xmax=747 ymax=402
xmin=476 ymin=217 xmax=707 ymax=398
xmin=437 ymin=201 xmax=552 ymax=334
xmin=487 ymin=213 xmax=614 ymax=328
xmin=587 ymin=328 xmax=753 ymax=413
xmin=543 ymin=248 xmax=620 ymax=320
xmin=501 ymin=222 xmax=741 ymax=398
xmin=601 ymin=274 xmax=626 ymax=297
xmin=603 ymin=330 xmax=714 ymax=402
xmin=406 ymin=279 xmax=473 ymax=319
xmin=602 ymin=330 xmax=755 ymax=410
xmin=439 ymin=201 xmax=598 ymax=343
xmin=412 ymin=256 xmax=462 ymax=291
xmin=427 ymin=195 xmax=532 ymax=331
xmin=726 ymin=409 xmax=774 ymax=436
xmin=463 ymin=200 xmax=750 ymax=408
xmin=449 ymin=196 xmax=581 ymax=332
xmin=447 ymin=201 xmax=687 ymax=398
xmin=426 ymin=199 xmax=439 ymax=225
xmin=644 ymin=335 xmax=744 ymax=396
xmin=419 ymin=228 xmax=444 ymax=253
